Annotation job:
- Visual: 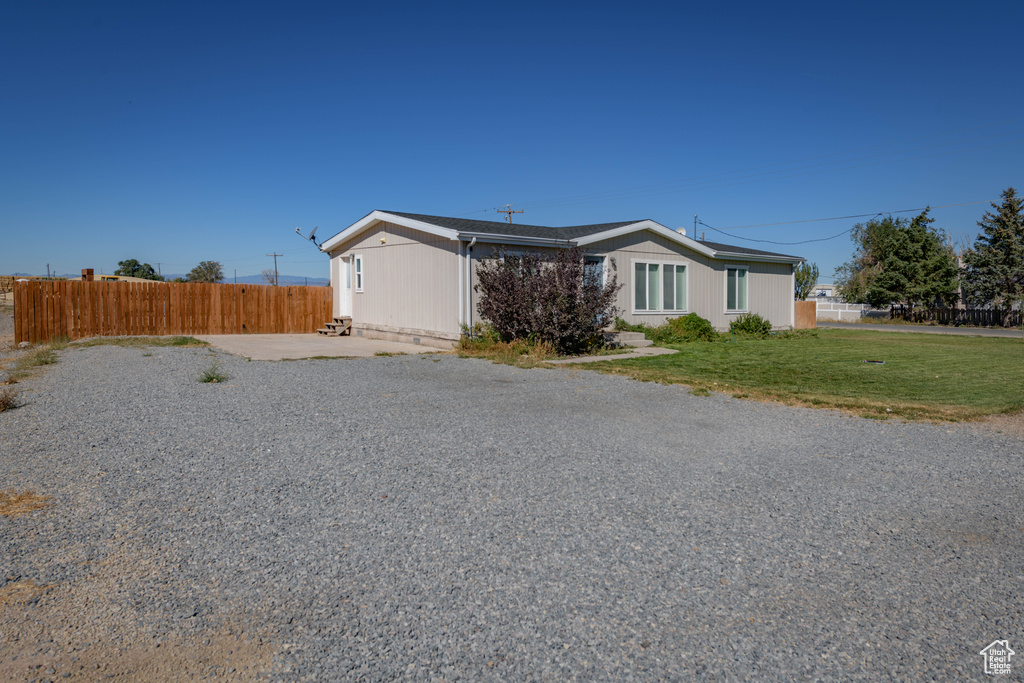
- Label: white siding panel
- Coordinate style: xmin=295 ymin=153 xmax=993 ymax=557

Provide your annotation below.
xmin=330 ymin=222 xmax=461 ymax=337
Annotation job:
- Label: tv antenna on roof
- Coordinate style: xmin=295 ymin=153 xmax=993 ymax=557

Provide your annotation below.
xmin=497 ymin=204 xmax=523 ymax=224
xmin=295 ymin=226 xmax=321 ymax=250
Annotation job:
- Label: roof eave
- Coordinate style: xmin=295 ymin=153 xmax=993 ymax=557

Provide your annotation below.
xmin=320 ymin=210 xmax=460 ymax=252
xmin=457 ymin=232 xmax=573 ymax=247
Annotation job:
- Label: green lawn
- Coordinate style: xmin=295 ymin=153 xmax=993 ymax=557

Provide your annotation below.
xmin=580 ymin=329 xmax=1024 ymax=421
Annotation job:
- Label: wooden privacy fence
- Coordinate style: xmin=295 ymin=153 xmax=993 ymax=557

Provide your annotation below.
xmin=890 ymin=304 xmax=1022 ymax=328
xmin=14 ymin=280 xmax=333 ymax=344
xmin=794 ymin=301 xmax=817 ymax=329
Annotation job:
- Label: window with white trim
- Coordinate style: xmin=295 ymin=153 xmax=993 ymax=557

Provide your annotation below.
xmin=726 ymin=266 xmax=747 ymax=312
xmin=354 ymin=255 xmax=363 ymax=292
xmin=633 ymin=260 xmax=687 ymax=313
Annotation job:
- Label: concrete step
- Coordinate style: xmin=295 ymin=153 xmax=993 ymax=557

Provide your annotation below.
xmin=603 ymin=331 xmax=654 ymax=348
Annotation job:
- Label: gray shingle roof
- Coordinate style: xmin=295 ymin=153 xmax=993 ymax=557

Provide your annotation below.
xmin=385 ymin=211 xmax=638 ymax=241
xmin=382 ymin=211 xmax=800 ymax=260
xmin=697 ymin=239 xmax=802 ymax=260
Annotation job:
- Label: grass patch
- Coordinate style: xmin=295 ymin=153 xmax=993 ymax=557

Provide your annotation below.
xmin=198 ymin=361 xmax=229 ymax=383
xmin=73 ymin=335 xmax=208 ymax=348
xmin=374 ymin=351 xmax=408 ymax=357
xmin=579 ymin=328 xmax=1024 ymax=421
xmin=0 ymin=489 xmax=53 ymax=517
xmin=0 ymin=387 xmax=18 ymax=412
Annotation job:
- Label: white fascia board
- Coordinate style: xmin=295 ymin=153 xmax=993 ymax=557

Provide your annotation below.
xmin=457 ymin=232 xmax=573 ymax=248
xmin=320 ymin=210 xmax=460 ymax=253
xmin=575 ymin=220 xmax=719 ymax=258
xmin=714 ymin=252 xmax=805 ymax=264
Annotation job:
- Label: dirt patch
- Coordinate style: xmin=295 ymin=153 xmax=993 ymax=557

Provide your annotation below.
xmin=0 ymin=489 xmax=53 ymax=517
xmin=974 ymin=411 xmax=1024 ymax=439
xmin=1 ymin=515 xmax=279 ymax=681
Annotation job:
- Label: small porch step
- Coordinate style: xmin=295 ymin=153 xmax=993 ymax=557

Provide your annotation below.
xmin=603 ymin=330 xmax=653 ymax=348
xmin=317 ymin=317 xmax=352 ymax=337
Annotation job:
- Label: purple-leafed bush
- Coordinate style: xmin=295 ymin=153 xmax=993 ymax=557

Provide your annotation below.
xmin=475 ymin=247 xmax=621 ymax=355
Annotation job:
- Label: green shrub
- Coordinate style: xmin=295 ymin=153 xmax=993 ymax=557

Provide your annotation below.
xmin=731 ymin=313 xmax=773 ymax=337
xmin=666 ymin=313 xmax=717 ymax=342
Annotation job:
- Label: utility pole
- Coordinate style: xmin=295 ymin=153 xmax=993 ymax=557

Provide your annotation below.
xmin=694 ymin=214 xmax=697 ymax=236
xmin=156 ymin=263 xmax=162 ymax=278
xmin=497 ymin=204 xmax=524 ymax=224
xmin=47 ymin=263 xmax=50 ymax=278
xmin=267 ymin=252 xmax=282 ymax=286
xmin=234 ymin=269 xmax=237 ymax=284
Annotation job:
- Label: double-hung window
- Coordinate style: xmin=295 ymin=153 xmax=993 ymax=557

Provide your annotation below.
xmin=726 ymin=266 xmax=747 ymax=312
xmin=354 ymin=255 xmax=363 ymax=292
xmin=633 ymin=260 xmax=687 ymax=313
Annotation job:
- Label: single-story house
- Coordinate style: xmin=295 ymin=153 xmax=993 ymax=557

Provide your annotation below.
xmin=320 ymin=210 xmax=804 ymax=348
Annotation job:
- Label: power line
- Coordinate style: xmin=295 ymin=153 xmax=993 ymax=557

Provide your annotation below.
xmin=715 ymin=199 xmax=997 ymax=231
xmin=697 ymin=219 xmax=864 ymax=246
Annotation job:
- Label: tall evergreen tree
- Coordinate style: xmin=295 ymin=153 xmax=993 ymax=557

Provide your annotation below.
xmin=865 ymin=209 xmax=959 ymax=309
xmin=961 ymin=187 xmax=1024 ymax=324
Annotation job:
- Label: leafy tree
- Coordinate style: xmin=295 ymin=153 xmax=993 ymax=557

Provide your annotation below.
xmin=186 ymin=261 xmax=224 ymax=283
xmin=794 ymin=262 xmax=819 ymax=300
xmin=864 ymin=209 xmax=959 ymax=309
xmin=114 ymin=259 xmax=163 ymax=281
xmin=834 ymin=215 xmax=902 ymax=303
xmin=475 ymin=247 xmax=621 ymax=355
xmin=961 ymin=187 xmax=1024 ymax=323
xmin=834 ymin=211 xmax=958 ymax=308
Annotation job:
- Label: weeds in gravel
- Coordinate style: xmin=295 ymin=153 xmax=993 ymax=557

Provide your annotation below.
xmin=0 ymin=489 xmax=53 ymax=517
xmin=0 ymin=580 xmax=50 ymax=609
xmin=199 ymin=361 xmax=229 ymax=383
xmin=374 ymin=351 xmax=408 ymax=357
xmin=0 ymin=387 xmax=19 ymax=412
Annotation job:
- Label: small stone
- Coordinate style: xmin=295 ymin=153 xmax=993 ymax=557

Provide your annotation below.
xmin=18 ymin=341 xmax=31 ymax=349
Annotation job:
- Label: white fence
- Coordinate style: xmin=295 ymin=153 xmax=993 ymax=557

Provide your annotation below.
xmin=814 ymin=299 xmax=874 ymax=322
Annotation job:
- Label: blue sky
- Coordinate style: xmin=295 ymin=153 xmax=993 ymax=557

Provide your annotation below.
xmin=3 ymin=0 xmax=1022 ymax=282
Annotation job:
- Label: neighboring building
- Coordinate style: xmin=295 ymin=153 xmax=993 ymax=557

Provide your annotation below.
xmin=320 ymin=211 xmax=804 ymax=347
xmin=811 ymin=282 xmax=835 ymax=299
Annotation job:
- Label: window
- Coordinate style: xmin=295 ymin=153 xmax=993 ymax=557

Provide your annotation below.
xmin=354 ymin=255 xmax=363 ymax=292
xmin=584 ymin=255 xmax=605 ymax=288
xmin=633 ymin=260 xmax=687 ymax=313
xmin=726 ymin=267 xmax=747 ymax=312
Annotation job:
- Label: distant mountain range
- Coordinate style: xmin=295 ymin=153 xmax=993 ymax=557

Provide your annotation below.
xmin=10 ymin=272 xmax=330 ymax=287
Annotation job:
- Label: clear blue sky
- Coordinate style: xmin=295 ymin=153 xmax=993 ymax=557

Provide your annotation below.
xmin=3 ymin=0 xmax=1022 ymax=282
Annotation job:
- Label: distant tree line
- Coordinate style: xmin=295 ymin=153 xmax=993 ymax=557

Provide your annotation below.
xmin=833 ymin=187 xmax=1024 ymax=325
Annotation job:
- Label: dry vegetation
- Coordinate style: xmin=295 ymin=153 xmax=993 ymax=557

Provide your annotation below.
xmin=0 ymin=489 xmax=53 ymax=517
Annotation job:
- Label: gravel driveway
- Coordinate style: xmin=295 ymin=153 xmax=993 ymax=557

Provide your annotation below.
xmin=1 ymin=344 xmax=1022 ymax=680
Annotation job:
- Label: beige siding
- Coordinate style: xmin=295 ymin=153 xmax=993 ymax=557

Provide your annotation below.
xmin=328 ymin=222 xmax=461 ymax=337
xmin=586 ymin=230 xmax=795 ymax=330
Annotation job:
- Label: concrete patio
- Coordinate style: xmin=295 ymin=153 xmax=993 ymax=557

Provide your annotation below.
xmin=195 ymin=333 xmax=439 ymax=360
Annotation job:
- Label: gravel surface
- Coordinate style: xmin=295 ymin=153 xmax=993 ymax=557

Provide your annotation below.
xmin=1 ymin=343 xmax=1022 ymax=680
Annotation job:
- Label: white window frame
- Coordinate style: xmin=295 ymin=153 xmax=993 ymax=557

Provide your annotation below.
xmin=725 ymin=266 xmax=748 ymax=313
xmin=631 ymin=259 xmax=688 ymax=315
xmin=354 ymin=254 xmax=364 ymax=292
